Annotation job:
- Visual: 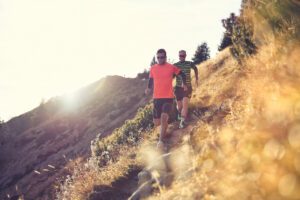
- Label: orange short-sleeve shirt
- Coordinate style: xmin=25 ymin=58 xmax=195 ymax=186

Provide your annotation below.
xmin=149 ymin=62 xmax=180 ymax=99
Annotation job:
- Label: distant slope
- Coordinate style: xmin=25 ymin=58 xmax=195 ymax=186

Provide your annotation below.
xmin=0 ymin=75 xmax=151 ymax=199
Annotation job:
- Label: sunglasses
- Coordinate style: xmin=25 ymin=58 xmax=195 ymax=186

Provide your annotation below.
xmin=157 ymin=56 xmax=166 ymax=59
xmin=179 ymin=55 xmax=186 ymax=57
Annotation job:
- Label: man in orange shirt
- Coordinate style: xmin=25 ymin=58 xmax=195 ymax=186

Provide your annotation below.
xmin=145 ymin=49 xmax=187 ymax=150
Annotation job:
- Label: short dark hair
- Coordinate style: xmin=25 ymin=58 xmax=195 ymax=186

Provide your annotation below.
xmin=157 ymin=49 xmax=167 ymax=56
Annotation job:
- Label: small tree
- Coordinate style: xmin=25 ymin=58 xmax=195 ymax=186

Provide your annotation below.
xmin=192 ymin=42 xmax=210 ymax=65
xmin=231 ymin=17 xmax=257 ymax=63
xmin=218 ymin=33 xmax=233 ymax=51
xmin=0 ymin=118 xmax=5 ymax=133
xmin=150 ymin=56 xmax=157 ymax=66
xmin=137 ymin=69 xmax=149 ymax=80
xmin=218 ymin=13 xmax=238 ymax=51
xmin=0 ymin=118 xmax=9 ymax=145
xmin=137 ymin=56 xmax=156 ymax=79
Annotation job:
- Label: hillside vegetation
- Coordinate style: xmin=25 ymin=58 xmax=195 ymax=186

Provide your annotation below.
xmin=2 ymin=1 xmax=300 ymax=199
xmin=55 ymin=1 xmax=300 ymax=200
xmin=147 ymin=1 xmax=300 ymax=199
xmin=0 ymin=76 xmax=151 ymax=199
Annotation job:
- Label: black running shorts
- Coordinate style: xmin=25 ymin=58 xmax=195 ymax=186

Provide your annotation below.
xmin=153 ymin=98 xmax=173 ymax=119
xmin=174 ymin=86 xmax=192 ymax=101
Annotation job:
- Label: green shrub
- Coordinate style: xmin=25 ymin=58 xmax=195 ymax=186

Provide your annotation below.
xmin=253 ymin=0 xmax=300 ymax=41
xmin=230 ymin=18 xmax=257 ymax=63
xmin=218 ymin=13 xmax=237 ymax=51
xmin=92 ymin=102 xmax=154 ymax=167
xmin=192 ymin=42 xmax=210 ymax=65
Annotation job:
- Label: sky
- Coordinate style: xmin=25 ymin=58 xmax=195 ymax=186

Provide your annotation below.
xmin=0 ymin=0 xmax=241 ymax=121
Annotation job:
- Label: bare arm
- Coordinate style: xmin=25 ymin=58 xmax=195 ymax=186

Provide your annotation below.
xmin=178 ymin=71 xmax=186 ymax=85
xmin=145 ymin=78 xmax=153 ymax=95
xmin=147 ymin=78 xmax=153 ymax=89
xmin=191 ymin=65 xmax=198 ymax=81
xmin=191 ymin=63 xmax=199 ymax=87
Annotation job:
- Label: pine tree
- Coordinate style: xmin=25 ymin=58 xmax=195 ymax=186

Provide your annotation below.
xmin=137 ymin=56 xmax=156 ymax=79
xmin=150 ymin=56 xmax=157 ymax=66
xmin=218 ymin=13 xmax=237 ymax=51
xmin=192 ymin=42 xmax=210 ymax=65
xmin=218 ymin=33 xmax=233 ymax=51
xmin=0 ymin=118 xmax=8 ymax=144
xmin=0 ymin=118 xmax=5 ymax=132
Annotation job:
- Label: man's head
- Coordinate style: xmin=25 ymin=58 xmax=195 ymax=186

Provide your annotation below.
xmin=179 ymin=50 xmax=186 ymax=62
xmin=157 ymin=49 xmax=167 ymax=65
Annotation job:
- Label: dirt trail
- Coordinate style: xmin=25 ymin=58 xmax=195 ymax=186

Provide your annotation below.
xmin=88 ymin=119 xmax=198 ymax=200
xmin=89 ymin=108 xmax=224 ymax=200
xmin=88 ymin=167 xmax=140 ymax=200
xmin=162 ymin=120 xmax=196 ymax=149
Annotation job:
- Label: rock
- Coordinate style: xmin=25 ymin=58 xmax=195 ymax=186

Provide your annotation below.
xmin=138 ymin=170 xmax=151 ymax=186
xmin=158 ymin=172 xmax=174 ymax=187
xmin=128 ymin=180 xmax=153 ymax=200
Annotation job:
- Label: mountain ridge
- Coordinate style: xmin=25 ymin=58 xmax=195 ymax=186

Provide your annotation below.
xmin=0 ymin=75 xmax=151 ymax=199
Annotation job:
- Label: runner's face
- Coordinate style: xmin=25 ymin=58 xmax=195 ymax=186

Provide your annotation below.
xmin=157 ymin=53 xmax=166 ymax=65
xmin=179 ymin=52 xmax=186 ymax=62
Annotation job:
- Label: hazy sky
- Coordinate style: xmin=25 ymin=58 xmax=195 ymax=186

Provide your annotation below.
xmin=0 ymin=0 xmax=241 ymax=121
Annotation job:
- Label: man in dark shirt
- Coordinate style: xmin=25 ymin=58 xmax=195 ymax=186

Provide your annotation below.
xmin=174 ymin=50 xmax=198 ymax=128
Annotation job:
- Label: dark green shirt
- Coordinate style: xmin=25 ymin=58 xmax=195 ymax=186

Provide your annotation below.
xmin=174 ymin=61 xmax=198 ymax=87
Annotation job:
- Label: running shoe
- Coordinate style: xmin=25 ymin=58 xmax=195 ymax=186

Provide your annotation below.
xmin=179 ymin=120 xmax=186 ymax=129
xmin=178 ymin=113 xmax=182 ymax=120
xmin=157 ymin=140 xmax=164 ymax=151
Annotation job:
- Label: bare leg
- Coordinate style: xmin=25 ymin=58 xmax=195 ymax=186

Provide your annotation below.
xmin=176 ymin=100 xmax=183 ymax=113
xmin=181 ymin=97 xmax=190 ymax=121
xmin=159 ymin=113 xmax=169 ymax=142
xmin=153 ymin=118 xmax=161 ymax=127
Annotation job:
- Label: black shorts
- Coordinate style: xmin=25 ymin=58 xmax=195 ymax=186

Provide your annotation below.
xmin=174 ymin=86 xmax=192 ymax=101
xmin=153 ymin=98 xmax=173 ymax=119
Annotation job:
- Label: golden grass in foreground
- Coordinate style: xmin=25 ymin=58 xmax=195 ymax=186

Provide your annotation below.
xmin=55 ymin=146 xmax=138 ymax=200
xmin=56 ymin=42 xmax=300 ymax=200
xmin=146 ymin=37 xmax=300 ymax=200
xmin=55 ymin=126 xmax=161 ymax=200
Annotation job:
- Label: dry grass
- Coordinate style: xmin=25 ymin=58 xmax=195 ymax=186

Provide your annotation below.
xmin=145 ymin=15 xmax=300 ymax=200
xmin=55 ymin=146 xmax=138 ymax=200
xmin=57 ymin=41 xmax=300 ymax=200
xmin=57 ymin=43 xmax=300 ymax=199
xmin=55 ymin=126 xmax=161 ymax=200
xmin=56 ymin=4 xmax=300 ymax=200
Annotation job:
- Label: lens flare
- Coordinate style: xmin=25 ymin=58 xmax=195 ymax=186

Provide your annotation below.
xmin=202 ymin=159 xmax=214 ymax=170
xmin=294 ymin=155 xmax=300 ymax=173
xmin=263 ymin=139 xmax=285 ymax=160
xmin=278 ymin=173 xmax=297 ymax=197
xmin=288 ymin=124 xmax=300 ymax=149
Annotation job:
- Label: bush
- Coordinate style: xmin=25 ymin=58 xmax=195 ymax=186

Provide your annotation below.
xmin=218 ymin=13 xmax=237 ymax=51
xmin=218 ymin=33 xmax=233 ymax=51
xmin=230 ymin=0 xmax=300 ymax=63
xmin=137 ymin=69 xmax=149 ymax=80
xmin=253 ymin=0 xmax=300 ymax=41
xmin=230 ymin=17 xmax=257 ymax=63
xmin=192 ymin=42 xmax=210 ymax=65
xmin=92 ymin=102 xmax=154 ymax=167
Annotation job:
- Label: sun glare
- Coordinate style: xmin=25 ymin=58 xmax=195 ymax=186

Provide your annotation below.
xmin=62 ymin=92 xmax=80 ymax=112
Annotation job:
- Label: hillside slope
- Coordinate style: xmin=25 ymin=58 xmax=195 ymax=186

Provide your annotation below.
xmin=143 ymin=47 xmax=300 ymax=199
xmin=0 ymin=75 xmax=151 ymax=199
xmin=57 ymin=40 xmax=300 ymax=200
xmin=54 ymin=1 xmax=300 ymax=199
